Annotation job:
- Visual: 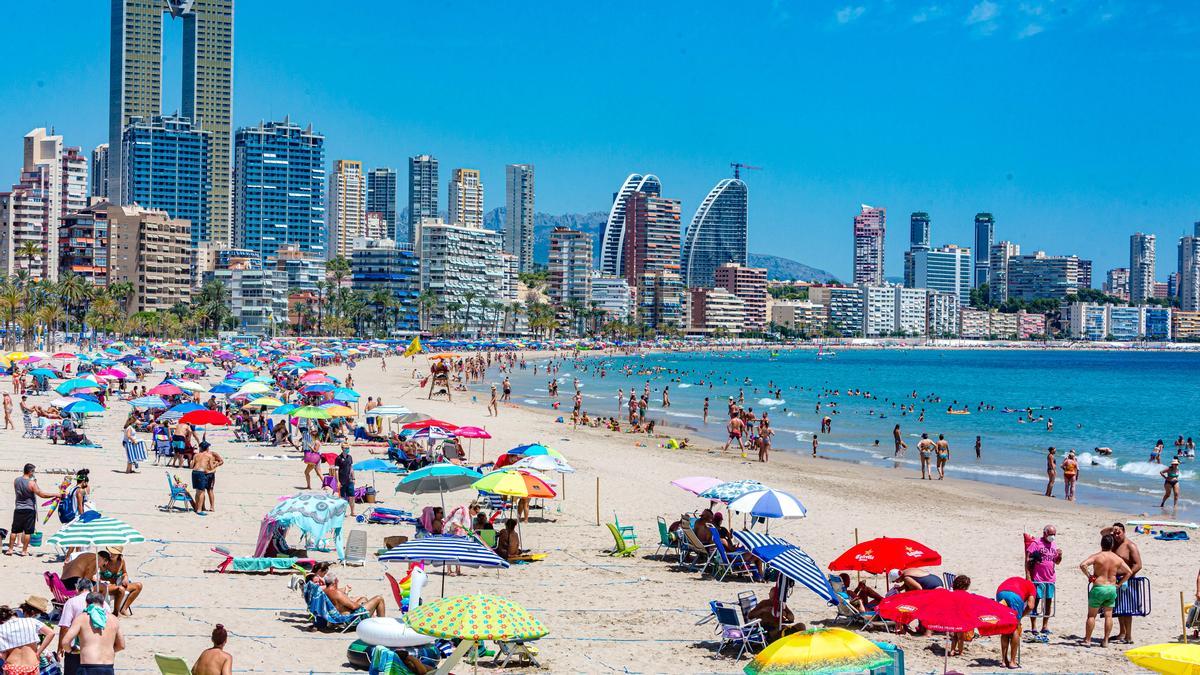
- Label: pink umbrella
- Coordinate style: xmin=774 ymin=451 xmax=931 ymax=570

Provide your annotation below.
xmin=671 ymin=476 xmax=724 ymax=496
xmin=96 ymin=368 xmax=132 ymax=379
xmin=182 ymin=367 xmax=203 ymax=375
xmin=147 ymin=383 xmax=184 ymax=396
xmin=455 ymin=426 xmax=492 ymax=463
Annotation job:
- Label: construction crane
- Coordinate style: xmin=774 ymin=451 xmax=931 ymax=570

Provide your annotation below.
xmin=730 ymin=162 xmax=762 ymax=179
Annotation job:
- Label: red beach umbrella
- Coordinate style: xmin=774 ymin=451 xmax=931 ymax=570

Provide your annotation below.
xmin=402 ymin=419 xmax=458 ymax=431
xmin=877 ymin=589 xmax=1017 ymax=636
xmin=180 ymin=409 xmax=232 ymax=427
xmin=828 ymin=537 xmax=941 ymax=574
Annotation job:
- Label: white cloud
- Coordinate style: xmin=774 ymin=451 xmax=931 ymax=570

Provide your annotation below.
xmin=1018 ymin=22 xmax=1045 ymax=37
xmin=835 ymin=6 xmax=866 ymax=24
xmin=911 ymin=4 xmax=941 ymax=23
xmin=966 ymin=0 xmax=1001 ymax=25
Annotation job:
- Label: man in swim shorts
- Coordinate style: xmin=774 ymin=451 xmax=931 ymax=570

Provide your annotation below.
xmin=1079 ymin=533 xmax=1132 ymax=647
xmin=995 ymin=576 xmax=1036 ymax=668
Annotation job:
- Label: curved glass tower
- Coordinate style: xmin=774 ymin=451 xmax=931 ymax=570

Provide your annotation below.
xmin=599 ymin=173 xmax=661 ymax=276
xmin=681 ymin=178 xmax=748 ymax=288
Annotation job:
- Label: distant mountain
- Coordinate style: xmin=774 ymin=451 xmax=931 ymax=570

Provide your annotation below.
xmin=747 ymin=253 xmax=837 ymax=283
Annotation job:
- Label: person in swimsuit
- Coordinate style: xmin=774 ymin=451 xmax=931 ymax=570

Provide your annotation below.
xmin=190 ymin=441 xmax=223 ymax=515
xmin=191 ymin=623 xmax=233 ymax=675
xmin=1160 ymin=459 xmax=1182 ymax=508
xmin=935 ymin=434 xmax=950 ymax=480
xmin=1044 ymin=447 xmax=1057 ymax=497
xmin=916 ymin=434 xmax=935 ymax=480
xmin=1079 ymin=534 xmax=1132 ymax=647
xmin=723 ymin=416 xmax=745 ymax=453
xmin=893 ymin=424 xmax=906 ymax=456
xmin=898 ymin=567 xmax=943 ymax=591
xmin=1062 ymin=451 xmax=1080 ymax=502
xmin=1150 ymin=439 xmax=1164 ymax=464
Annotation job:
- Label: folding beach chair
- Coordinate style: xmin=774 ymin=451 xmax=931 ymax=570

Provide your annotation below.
xmin=152 ymin=428 xmax=172 ymax=465
xmin=828 ymin=575 xmax=892 ymax=631
xmin=707 ymin=526 xmax=760 ymax=582
xmin=306 ymin=582 xmax=368 ymax=631
xmin=476 ymin=529 xmax=498 ymax=549
xmin=710 ymin=601 xmax=768 ymax=659
xmin=164 ymin=472 xmax=192 ymax=512
xmin=737 ymin=591 xmax=758 ymax=623
xmin=1113 ymin=576 xmax=1151 ymax=617
xmin=613 ymin=512 xmax=637 ymax=543
xmin=344 ymin=529 xmax=367 ymax=566
xmin=605 ymin=523 xmax=639 ymax=557
xmin=653 ymin=516 xmax=679 ymax=560
xmin=942 ymin=572 xmax=957 ymax=589
xmin=22 ymin=412 xmax=44 ymax=439
xmin=44 ymin=571 xmax=78 ymax=608
xmin=153 ymin=654 xmax=191 ymax=675
xmin=679 ymin=527 xmax=716 ymax=573
xmin=495 ymin=640 xmax=541 ymax=668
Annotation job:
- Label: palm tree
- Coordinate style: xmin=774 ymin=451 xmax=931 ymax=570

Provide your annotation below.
xmin=445 ymin=301 xmax=463 ymax=335
xmin=0 ymin=280 xmax=20 ymax=349
xmin=107 ymin=281 xmax=135 ymax=315
xmin=461 ymin=291 xmax=478 ymax=337
xmin=59 ymin=272 xmax=91 ymax=342
xmin=16 ymin=310 xmax=37 ymax=350
xmin=369 ymin=289 xmax=394 ymax=336
xmin=326 ymin=256 xmax=351 ymax=289
xmin=36 ymin=304 xmax=65 ymax=350
xmin=15 ymin=241 xmax=41 ymax=276
xmin=417 ymin=290 xmax=437 ymax=332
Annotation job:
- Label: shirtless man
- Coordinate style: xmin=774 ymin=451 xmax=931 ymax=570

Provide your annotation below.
xmin=58 ymin=591 xmax=125 ymax=674
xmin=916 ymin=433 xmax=935 ymax=480
xmin=495 ymin=518 xmax=523 ymax=560
xmin=723 ymin=415 xmax=745 ymax=452
xmin=190 ymin=441 xmax=224 ymax=514
xmin=1044 ymin=447 xmax=1057 ymax=497
xmin=324 ymin=573 xmax=386 ymax=617
xmin=1108 ymin=522 xmax=1142 ymax=643
xmin=192 ymin=624 xmax=232 ymax=675
xmin=1079 ymin=534 xmax=1132 ymax=647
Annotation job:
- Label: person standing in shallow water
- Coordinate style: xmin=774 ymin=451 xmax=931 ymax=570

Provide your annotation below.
xmin=1044 ymin=447 xmax=1057 ymax=497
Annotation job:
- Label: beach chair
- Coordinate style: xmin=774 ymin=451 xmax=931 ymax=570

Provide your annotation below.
xmin=1029 ymin=581 xmax=1056 ymax=623
xmin=22 ymin=412 xmax=44 ymax=439
xmin=164 ymin=472 xmax=192 ymax=512
xmin=707 ymin=526 xmax=760 ymax=582
xmin=679 ymin=527 xmax=716 ymax=573
xmin=711 ymin=601 xmax=767 ymax=659
xmin=152 ymin=429 xmax=172 ymax=465
xmin=153 ymin=654 xmax=191 ymax=675
xmin=869 ymin=642 xmax=905 ymax=675
xmin=605 ymin=523 xmax=640 ymax=557
xmin=344 ymin=529 xmax=367 ymax=566
xmin=654 ymin=516 xmax=678 ymax=559
xmin=833 ymin=595 xmax=891 ymax=631
xmin=613 ymin=512 xmax=637 ymax=543
xmin=306 ymin=582 xmax=368 ymax=631
xmin=495 ymin=640 xmax=541 ymax=668
xmin=476 ymin=529 xmax=498 ymax=549
xmin=1113 ymin=576 xmax=1152 ymax=617
xmin=942 ymin=572 xmax=957 ymax=589
xmin=44 ymin=571 xmax=78 ymax=607
xmin=737 ymin=591 xmax=758 ymax=624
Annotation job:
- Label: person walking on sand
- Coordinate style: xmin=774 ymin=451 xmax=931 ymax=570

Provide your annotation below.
xmin=935 ymin=434 xmax=950 ymax=480
xmin=723 ymin=415 xmax=745 ymax=453
xmin=916 ymin=433 xmax=935 ymax=480
xmin=335 ymin=444 xmax=357 ymax=517
xmin=192 ymin=623 xmax=232 ymax=675
xmin=1079 ymin=534 xmax=1132 ymax=647
xmin=57 ymin=591 xmax=125 ymax=674
xmin=1160 ymin=459 xmax=1181 ymax=509
xmin=300 ymin=427 xmax=322 ymax=490
xmin=487 ymin=384 xmax=499 ymax=417
xmin=3 ymin=392 xmax=12 ymax=430
xmin=1107 ymin=522 xmax=1142 ymax=644
xmin=1044 ymin=447 xmax=1057 ymax=497
xmin=893 ymin=424 xmax=906 ymax=456
xmin=1063 ymin=451 xmax=1080 ymax=501
xmin=190 ymin=441 xmax=223 ymax=515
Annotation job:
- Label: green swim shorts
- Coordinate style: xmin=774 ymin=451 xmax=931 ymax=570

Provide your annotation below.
xmin=1088 ymin=584 xmax=1117 ymax=609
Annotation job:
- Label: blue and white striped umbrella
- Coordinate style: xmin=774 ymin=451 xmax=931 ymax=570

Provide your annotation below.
xmin=736 ymin=532 xmax=837 ymax=606
xmin=732 ymin=530 xmax=792 ymax=551
xmin=378 ymin=535 xmax=509 ymax=568
xmin=727 ymin=488 xmax=807 ymax=519
xmin=697 ymin=479 xmax=763 ymax=503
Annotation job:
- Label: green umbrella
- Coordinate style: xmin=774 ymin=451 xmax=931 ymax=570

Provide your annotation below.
xmin=293 ymin=406 xmax=331 ymax=419
xmin=45 ymin=514 xmax=145 ymax=548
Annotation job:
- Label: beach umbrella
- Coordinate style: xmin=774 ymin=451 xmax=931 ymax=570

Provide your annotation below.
xmin=147 ymin=382 xmax=183 ymax=397
xmin=331 ymin=387 xmax=360 ymax=402
xmin=454 ymin=426 xmax=491 ymax=439
xmin=271 ymin=403 xmax=299 ymax=416
xmin=379 ymin=536 xmax=509 ymax=569
xmin=56 ymin=378 xmax=101 ymax=395
xmin=410 ymin=426 xmax=455 ymax=441
xmin=403 ymin=419 xmax=458 ymax=431
xmin=180 ymin=409 xmax=231 ymax=426
xmin=510 ymin=455 xmax=574 ymax=474
xmin=353 ymin=458 xmax=405 ymax=474
xmin=505 ymin=443 xmax=561 ymax=457
xmin=396 ymin=465 xmax=484 ymax=507
xmin=427 ymin=353 xmax=459 ymax=360
xmin=744 ymin=627 xmax=892 ymax=675
xmin=293 ymin=406 xmax=331 ymax=420
xmin=29 ymin=368 xmax=59 ymax=378
xmin=45 ymin=513 xmax=145 ymax=548
xmin=267 ymin=493 xmax=348 ymax=559
xmin=243 ymin=396 xmax=284 ymax=408
xmin=728 ymin=489 xmax=807 ymax=519
xmin=878 ymin=589 xmax=1016 ymax=636
xmin=472 ymin=470 xmax=556 ymax=499
xmin=64 ymin=400 xmax=104 ymax=415
xmin=1126 ymin=643 xmax=1200 ymax=674
xmin=698 ymin=480 xmax=764 ymax=503
xmin=129 ymin=396 xmax=168 ymax=410
xmin=208 ymin=383 xmax=238 ymax=395
xmin=671 ymin=476 xmax=725 ymax=496
xmin=828 ymin=537 xmax=941 ymax=575
xmin=96 ymin=367 xmax=133 ymax=379
xmin=406 ymin=593 xmax=545 ymax=673
xmin=52 ymin=352 xmax=77 ymax=359
xmin=321 ymin=404 xmax=357 ymax=418
xmin=50 ymin=397 xmax=83 ymax=408
xmin=175 ymin=380 xmax=207 ymax=393
xmin=370 ymin=405 xmax=413 ymax=417
xmin=237 ymin=381 xmax=272 ymax=395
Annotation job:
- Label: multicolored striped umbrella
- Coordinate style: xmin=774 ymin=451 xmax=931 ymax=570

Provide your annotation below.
xmin=698 ymin=479 xmax=764 ymax=503
xmin=406 ymin=594 xmax=547 ymax=641
xmin=45 ymin=514 xmax=145 ymax=548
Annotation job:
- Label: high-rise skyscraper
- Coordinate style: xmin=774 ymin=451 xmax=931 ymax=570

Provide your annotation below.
xmin=448 ymin=168 xmax=484 ymax=229
xmin=504 ymin=164 xmax=535 ymax=273
xmin=367 ymin=168 xmax=398 ymax=240
xmin=853 ymin=204 xmax=886 ymax=285
xmin=1179 ymin=222 xmax=1200 ymax=312
xmin=61 ymin=147 xmax=89 ymax=217
xmin=0 ymin=129 xmax=69 ymax=280
xmin=1130 ymin=232 xmax=1156 ymax=303
xmin=621 ymin=192 xmax=682 ymax=288
xmin=599 ymin=173 xmax=661 ymax=277
xmin=988 ymin=241 xmax=1020 ymax=304
xmin=1105 ymin=267 xmax=1131 ymax=300
xmin=973 ymin=213 xmax=994 ymax=288
xmin=90 ymin=144 xmax=110 ymax=199
xmin=913 ymin=244 xmax=973 ymax=305
xmin=107 ymin=203 xmax=192 ymax=312
xmin=904 ymin=211 xmax=930 ymax=288
xmin=121 ymin=115 xmax=211 ymax=248
xmin=328 ymin=160 xmax=366 ymax=260
xmin=109 ymin=0 xmax=234 ymax=245
xmin=681 ymin=177 xmax=748 ymax=288
xmin=548 ymin=227 xmax=593 ymax=333
xmin=233 ymin=118 xmax=326 ymax=261
xmin=407 ymin=154 xmax=438 ymax=243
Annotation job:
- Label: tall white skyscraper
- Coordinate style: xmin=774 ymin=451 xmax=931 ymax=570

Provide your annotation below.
xmin=90 ymin=144 xmax=110 ymax=198
xmin=1130 ymin=232 xmax=1156 ymax=303
xmin=853 ymin=205 xmax=886 ymax=285
xmin=448 ymin=168 xmax=483 ymax=229
xmin=1179 ymin=223 xmax=1200 ymax=312
xmin=504 ymin=164 xmax=535 ymax=272
xmin=0 ymin=129 xmax=69 ymax=280
xmin=328 ymin=159 xmax=367 ymax=260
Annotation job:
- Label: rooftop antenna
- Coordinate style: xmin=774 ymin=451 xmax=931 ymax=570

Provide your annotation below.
xmin=730 ymin=162 xmax=762 ymax=179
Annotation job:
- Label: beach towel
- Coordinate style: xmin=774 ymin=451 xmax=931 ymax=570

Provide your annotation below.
xmin=1154 ymin=530 xmax=1189 ymax=541
xmin=124 ymin=439 xmax=147 ymax=464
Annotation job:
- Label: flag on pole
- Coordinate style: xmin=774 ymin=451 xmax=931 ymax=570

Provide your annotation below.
xmin=402 ymin=336 xmax=423 ymax=358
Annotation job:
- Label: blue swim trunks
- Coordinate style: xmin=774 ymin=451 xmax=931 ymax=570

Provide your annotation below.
xmin=996 ymin=590 xmax=1025 ymax=619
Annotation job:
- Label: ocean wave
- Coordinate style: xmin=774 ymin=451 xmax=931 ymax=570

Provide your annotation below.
xmin=758 ymin=398 xmax=785 ymax=406
xmin=945 ymin=464 xmax=1045 ymax=483
xmin=1077 ymin=453 xmax=1118 ymax=470
xmin=523 ymin=399 xmax=540 ymax=405
xmin=678 ymin=383 xmax=693 ymax=388
xmin=665 ymin=411 xmax=702 ymax=420
xmin=1121 ymin=461 xmax=1197 ymax=480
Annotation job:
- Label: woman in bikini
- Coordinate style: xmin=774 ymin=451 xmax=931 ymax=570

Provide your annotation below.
xmin=1160 ymin=459 xmax=1182 ymax=508
xmin=1062 ymin=451 xmax=1079 ymax=502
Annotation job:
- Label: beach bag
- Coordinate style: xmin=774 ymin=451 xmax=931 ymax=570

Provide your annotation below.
xmin=58 ymin=488 xmax=78 ymax=524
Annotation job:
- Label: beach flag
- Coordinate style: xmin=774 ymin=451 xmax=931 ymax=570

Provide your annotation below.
xmin=402 ymin=336 xmax=423 ymax=358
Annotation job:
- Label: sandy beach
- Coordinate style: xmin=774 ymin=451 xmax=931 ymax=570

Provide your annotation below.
xmin=3 ymin=351 xmax=1195 ymax=674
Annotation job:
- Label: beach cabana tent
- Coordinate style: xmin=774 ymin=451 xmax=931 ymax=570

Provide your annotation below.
xmin=266 ymin=494 xmax=348 ymax=559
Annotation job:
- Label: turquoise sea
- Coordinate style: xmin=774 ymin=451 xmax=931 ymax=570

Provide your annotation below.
xmin=501 ymin=348 xmax=1200 ymax=518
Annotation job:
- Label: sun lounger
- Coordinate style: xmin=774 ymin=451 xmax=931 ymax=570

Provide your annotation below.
xmin=709 ymin=601 xmax=767 ymax=659
xmin=153 ymin=654 xmax=191 ymax=675
xmin=212 ymin=546 xmax=314 ymax=574
xmin=344 ymin=529 xmax=367 ymax=566
xmin=605 ymin=522 xmax=639 ymax=557
xmin=306 ymin=581 xmax=369 ymax=631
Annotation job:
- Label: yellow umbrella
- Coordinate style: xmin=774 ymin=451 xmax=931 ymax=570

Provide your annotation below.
xmin=244 ymin=396 xmax=284 ymax=408
xmin=744 ymin=628 xmax=892 ymax=675
xmin=1127 ymin=643 xmax=1200 ymax=674
xmin=236 ymin=381 xmax=272 ymax=395
xmin=323 ymin=404 xmax=357 ymax=417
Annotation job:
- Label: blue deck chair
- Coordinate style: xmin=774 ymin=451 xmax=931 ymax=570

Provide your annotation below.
xmin=306 ymin=582 xmax=368 ymax=631
xmin=164 ymin=472 xmax=191 ymax=511
xmin=707 ymin=526 xmax=760 ymax=581
xmin=710 ymin=601 xmax=767 ymax=659
xmin=1114 ymin=576 xmax=1151 ymax=617
xmin=828 ymin=575 xmax=892 ymax=631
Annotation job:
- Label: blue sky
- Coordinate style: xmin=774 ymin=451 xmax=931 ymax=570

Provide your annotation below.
xmin=2 ymin=1 xmax=1198 ymax=279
